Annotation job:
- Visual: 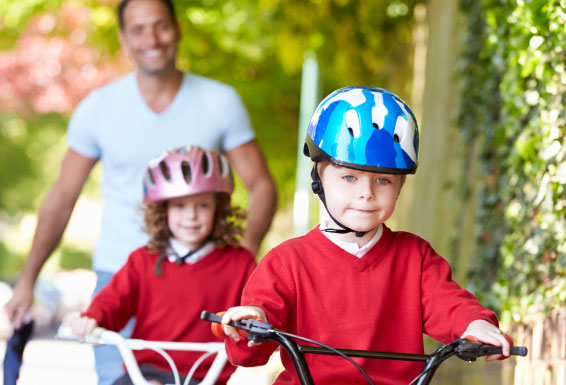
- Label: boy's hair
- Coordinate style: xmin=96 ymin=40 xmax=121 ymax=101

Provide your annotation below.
xmin=142 ymin=193 xmax=246 ymax=257
xmin=117 ymin=0 xmax=177 ymax=30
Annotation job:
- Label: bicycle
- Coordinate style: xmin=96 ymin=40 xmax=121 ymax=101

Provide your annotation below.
xmin=57 ymin=324 xmax=228 ymax=385
xmin=200 ymin=311 xmax=528 ymax=385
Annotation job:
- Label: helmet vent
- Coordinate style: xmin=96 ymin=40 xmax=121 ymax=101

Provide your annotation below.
xmin=373 ymin=122 xmax=380 ymax=129
xmin=218 ymin=155 xmax=229 ymax=177
xmin=393 ymin=134 xmax=400 ymax=143
xmin=144 ymin=170 xmax=156 ymax=189
xmin=348 ymin=127 xmax=355 ymax=137
xmin=159 ymin=161 xmax=171 ymax=181
xmin=181 ymin=160 xmax=191 ymax=185
xmin=201 ymin=153 xmax=211 ymax=176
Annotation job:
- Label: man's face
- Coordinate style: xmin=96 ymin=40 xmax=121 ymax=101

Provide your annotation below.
xmin=119 ymin=0 xmax=180 ymax=76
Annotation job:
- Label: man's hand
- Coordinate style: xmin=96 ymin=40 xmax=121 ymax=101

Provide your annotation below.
xmin=4 ymin=280 xmax=34 ymax=329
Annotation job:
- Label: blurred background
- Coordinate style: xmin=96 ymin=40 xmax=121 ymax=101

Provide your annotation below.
xmin=1 ymin=0 xmax=565 ymax=384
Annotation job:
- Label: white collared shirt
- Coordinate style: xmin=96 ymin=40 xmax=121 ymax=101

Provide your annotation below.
xmin=167 ymin=238 xmax=215 ymax=264
xmin=320 ymin=223 xmax=383 ymax=258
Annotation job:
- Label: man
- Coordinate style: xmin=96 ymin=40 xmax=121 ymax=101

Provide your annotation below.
xmin=4 ymin=0 xmax=277 ymax=383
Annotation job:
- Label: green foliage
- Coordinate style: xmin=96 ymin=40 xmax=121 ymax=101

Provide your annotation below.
xmin=0 ymin=242 xmax=25 ymax=283
xmin=0 ymin=112 xmax=68 ymax=214
xmin=59 ymin=246 xmax=92 ymax=270
xmin=458 ymin=0 xmax=566 ymax=323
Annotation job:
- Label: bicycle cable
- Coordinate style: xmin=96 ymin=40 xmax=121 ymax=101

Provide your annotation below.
xmin=275 ymin=330 xmax=375 ymax=385
xmin=407 ymin=351 xmax=455 ymax=385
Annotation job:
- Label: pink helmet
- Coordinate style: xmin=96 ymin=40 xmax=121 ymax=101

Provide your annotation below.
xmin=143 ymin=146 xmax=234 ymax=202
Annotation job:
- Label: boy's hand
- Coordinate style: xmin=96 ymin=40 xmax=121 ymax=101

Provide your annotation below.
xmin=221 ymin=306 xmax=267 ymax=347
xmin=70 ymin=316 xmax=97 ymax=339
xmin=461 ymin=319 xmax=511 ymax=361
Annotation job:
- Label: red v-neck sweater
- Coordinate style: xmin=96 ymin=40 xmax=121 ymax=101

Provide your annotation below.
xmin=226 ymin=225 xmax=498 ymax=385
xmin=83 ymin=246 xmax=256 ymax=384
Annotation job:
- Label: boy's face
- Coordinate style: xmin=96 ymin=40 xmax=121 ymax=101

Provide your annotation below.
xmin=167 ymin=193 xmax=216 ymax=250
xmin=319 ymin=162 xmax=404 ymax=239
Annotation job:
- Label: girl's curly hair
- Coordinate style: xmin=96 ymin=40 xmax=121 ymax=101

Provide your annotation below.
xmin=142 ymin=194 xmax=246 ymax=256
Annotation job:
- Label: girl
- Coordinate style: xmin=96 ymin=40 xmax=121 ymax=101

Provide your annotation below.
xmin=71 ymin=146 xmax=257 ymax=385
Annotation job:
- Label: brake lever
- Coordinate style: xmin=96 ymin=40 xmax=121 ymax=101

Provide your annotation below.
xmin=200 ymin=311 xmax=274 ymax=342
xmin=455 ymin=339 xmax=485 ymax=362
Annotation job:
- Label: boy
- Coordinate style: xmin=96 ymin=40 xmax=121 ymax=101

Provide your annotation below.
xmin=219 ymin=86 xmax=511 ymax=385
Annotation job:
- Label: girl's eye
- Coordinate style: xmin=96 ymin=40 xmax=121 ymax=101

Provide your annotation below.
xmin=377 ymin=178 xmax=390 ymax=185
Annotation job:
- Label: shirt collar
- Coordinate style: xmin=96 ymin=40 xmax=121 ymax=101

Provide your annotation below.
xmin=167 ymin=238 xmax=215 ymax=264
xmin=320 ymin=223 xmax=383 ymax=258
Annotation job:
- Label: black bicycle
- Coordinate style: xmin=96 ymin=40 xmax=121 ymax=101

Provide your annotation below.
xmin=200 ymin=311 xmax=527 ymax=385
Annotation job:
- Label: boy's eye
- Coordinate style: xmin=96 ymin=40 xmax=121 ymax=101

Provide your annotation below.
xmin=377 ymin=177 xmax=391 ymax=185
xmin=343 ymin=175 xmax=356 ymax=182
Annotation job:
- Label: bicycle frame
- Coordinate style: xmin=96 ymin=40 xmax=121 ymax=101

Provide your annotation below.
xmin=57 ymin=325 xmax=227 ymax=385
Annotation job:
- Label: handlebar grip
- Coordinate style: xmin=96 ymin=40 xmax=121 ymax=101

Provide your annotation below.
xmin=511 ymin=346 xmax=528 ymax=357
xmin=209 ymin=312 xmax=229 ymax=339
xmin=201 ymin=311 xmax=223 ymax=324
xmin=201 ymin=311 xmax=251 ymax=340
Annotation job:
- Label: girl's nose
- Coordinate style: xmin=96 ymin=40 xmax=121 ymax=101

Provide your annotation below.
xmin=184 ymin=205 xmax=197 ymax=218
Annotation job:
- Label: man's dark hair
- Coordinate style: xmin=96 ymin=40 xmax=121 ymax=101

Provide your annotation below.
xmin=117 ymin=0 xmax=177 ymax=30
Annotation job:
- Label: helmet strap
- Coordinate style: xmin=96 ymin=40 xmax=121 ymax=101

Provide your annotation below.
xmin=310 ymin=164 xmax=367 ymax=238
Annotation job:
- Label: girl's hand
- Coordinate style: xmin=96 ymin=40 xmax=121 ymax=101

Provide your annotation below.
xmin=70 ymin=316 xmax=97 ymax=339
xmin=461 ymin=319 xmax=511 ymax=361
xmin=221 ymin=306 xmax=267 ymax=347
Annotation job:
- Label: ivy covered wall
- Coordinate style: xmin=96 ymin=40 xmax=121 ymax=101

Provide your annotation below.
xmin=458 ymin=0 xmax=566 ymax=325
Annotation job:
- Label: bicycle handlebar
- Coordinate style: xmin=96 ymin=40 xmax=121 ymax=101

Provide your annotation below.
xmin=200 ymin=310 xmax=528 ymax=385
xmin=57 ymin=323 xmax=227 ymax=385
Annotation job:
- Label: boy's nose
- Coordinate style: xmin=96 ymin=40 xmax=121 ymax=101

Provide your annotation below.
xmin=358 ymin=180 xmax=375 ymax=200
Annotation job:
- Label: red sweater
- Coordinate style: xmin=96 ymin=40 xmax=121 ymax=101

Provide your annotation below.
xmin=83 ymin=246 xmax=256 ymax=384
xmin=226 ymin=225 xmax=498 ymax=385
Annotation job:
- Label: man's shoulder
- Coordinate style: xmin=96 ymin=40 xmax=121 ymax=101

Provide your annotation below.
xmin=78 ymin=72 xmax=135 ymax=107
xmin=92 ymin=72 xmax=135 ymax=95
xmin=182 ymin=72 xmax=237 ymax=96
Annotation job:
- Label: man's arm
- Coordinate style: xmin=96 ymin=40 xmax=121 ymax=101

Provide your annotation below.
xmin=226 ymin=140 xmax=277 ymax=256
xmin=4 ymin=149 xmax=97 ymax=328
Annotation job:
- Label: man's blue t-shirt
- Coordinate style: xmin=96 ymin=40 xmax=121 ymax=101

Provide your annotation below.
xmin=67 ymin=72 xmax=255 ymax=273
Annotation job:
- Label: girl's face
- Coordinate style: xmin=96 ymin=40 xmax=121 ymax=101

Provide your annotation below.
xmin=167 ymin=193 xmax=216 ymax=249
xmin=319 ymin=162 xmax=404 ymax=243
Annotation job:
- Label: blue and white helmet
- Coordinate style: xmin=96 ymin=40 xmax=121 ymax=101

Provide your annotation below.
xmin=303 ymin=86 xmax=419 ymax=174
